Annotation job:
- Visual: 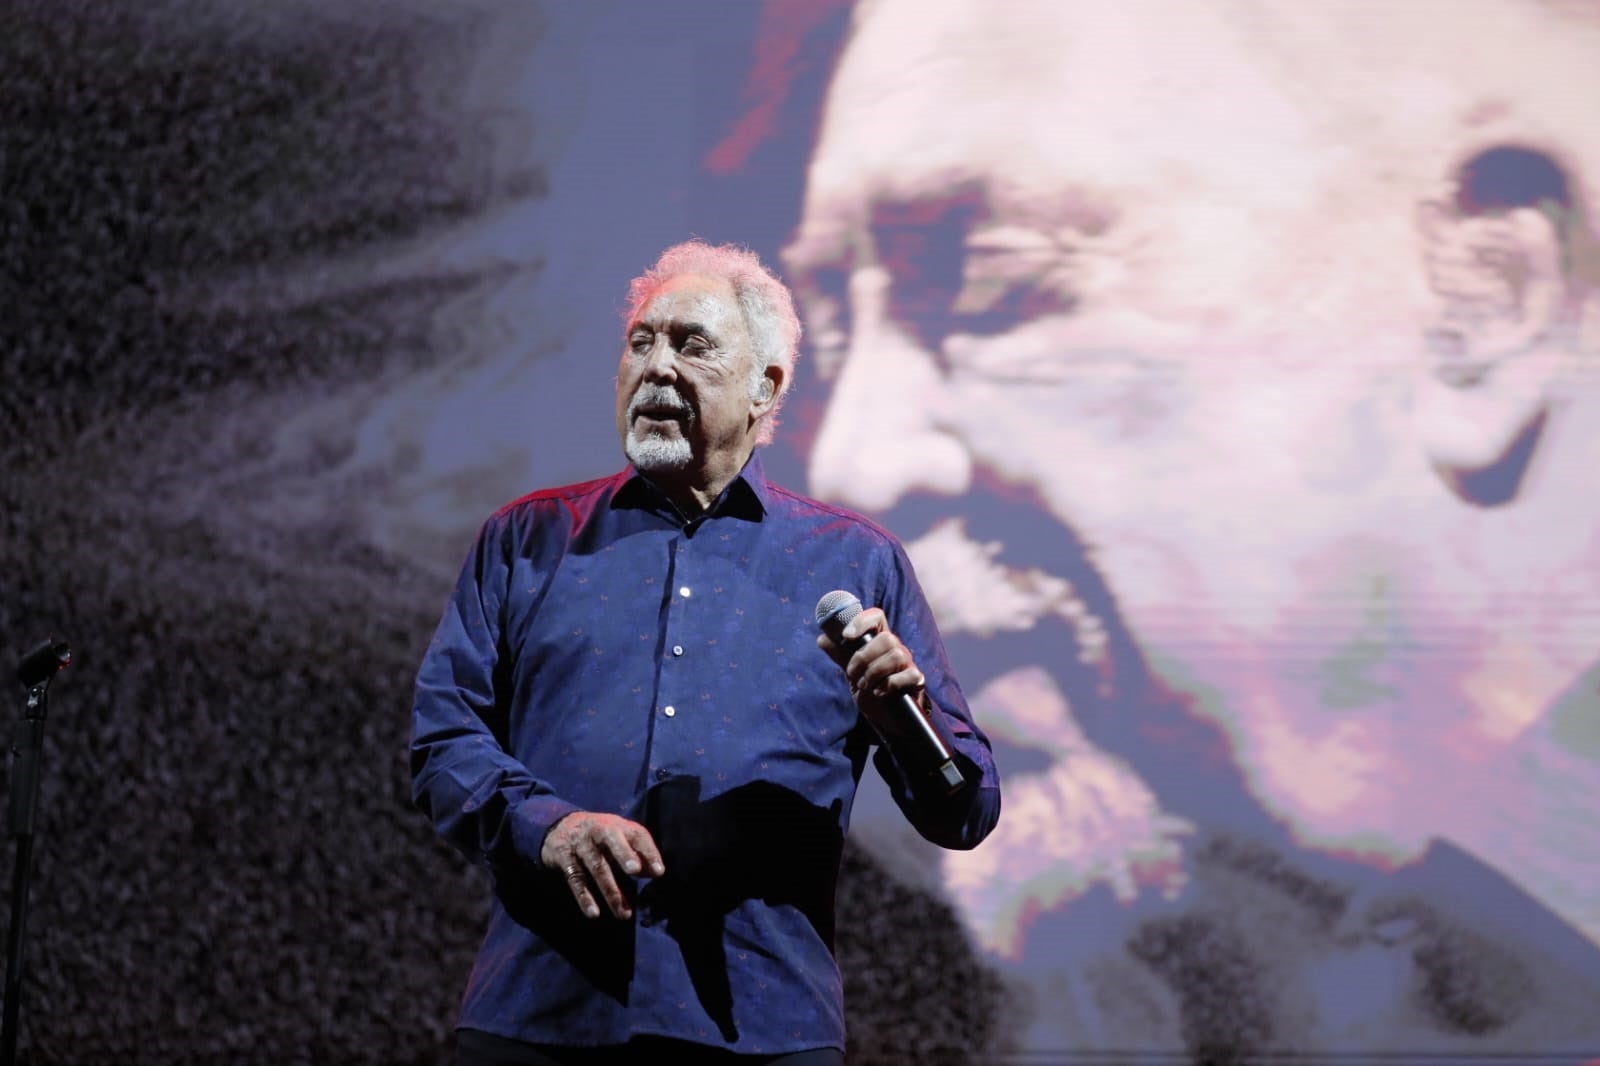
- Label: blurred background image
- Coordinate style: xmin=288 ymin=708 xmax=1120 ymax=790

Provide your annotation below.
xmin=2 ymin=1 xmax=1597 ymax=1062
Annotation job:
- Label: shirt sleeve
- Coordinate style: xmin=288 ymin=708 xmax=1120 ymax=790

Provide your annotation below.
xmin=870 ymin=541 xmax=1002 ymax=851
xmin=409 ymin=511 xmax=580 ymax=869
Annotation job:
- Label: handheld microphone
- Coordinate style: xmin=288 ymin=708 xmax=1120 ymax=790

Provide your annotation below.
xmin=815 ymin=591 xmax=966 ymax=795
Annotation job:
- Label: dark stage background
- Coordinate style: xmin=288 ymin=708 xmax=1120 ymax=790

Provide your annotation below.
xmin=3 ymin=1 xmax=1599 ymax=1063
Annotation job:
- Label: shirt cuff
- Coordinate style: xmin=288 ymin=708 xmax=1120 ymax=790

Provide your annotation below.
xmin=508 ymin=794 xmax=584 ymax=868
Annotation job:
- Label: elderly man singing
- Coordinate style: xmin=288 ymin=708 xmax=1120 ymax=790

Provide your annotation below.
xmin=411 ymin=240 xmax=1000 ymax=1066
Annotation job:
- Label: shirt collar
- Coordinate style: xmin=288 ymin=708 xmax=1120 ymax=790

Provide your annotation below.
xmin=614 ymin=449 xmax=771 ymax=524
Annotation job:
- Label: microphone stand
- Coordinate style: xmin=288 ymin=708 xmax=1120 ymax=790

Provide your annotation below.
xmin=3 ymin=641 xmax=70 ymax=1066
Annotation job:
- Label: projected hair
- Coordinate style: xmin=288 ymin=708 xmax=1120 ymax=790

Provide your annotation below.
xmin=1451 ymin=144 xmax=1599 ymax=292
xmin=625 ymin=240 xmax=803 ymax=445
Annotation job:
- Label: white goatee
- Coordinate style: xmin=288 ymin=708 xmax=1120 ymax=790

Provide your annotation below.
xmin=625 ymin=384 xmax=695 ymax=471
xmin=626 ymin=432 xmax=693 ymax=471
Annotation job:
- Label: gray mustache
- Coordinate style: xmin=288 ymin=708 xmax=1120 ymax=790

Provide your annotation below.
xmin=629 ymin=386 xmax=692 ymax=419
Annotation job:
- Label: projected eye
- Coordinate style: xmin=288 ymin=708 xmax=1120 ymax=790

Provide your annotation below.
xmin=938 ymin=233 xmax=1104 ymax=386
xmin=947 ymin=236 xmax=1080 ymax=338
xmin=871 ymin=199 xmax=1081 ymax=367
xmin=871 ymin=192 xmax=982 ymax=355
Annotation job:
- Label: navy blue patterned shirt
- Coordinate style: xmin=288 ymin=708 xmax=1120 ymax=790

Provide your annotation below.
xmin=411 ymin=451 xmax=1000 ymax=1055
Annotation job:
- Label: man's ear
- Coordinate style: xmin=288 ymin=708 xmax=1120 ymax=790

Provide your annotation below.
xmin=755 ymin=364 xmax=784 ymax=409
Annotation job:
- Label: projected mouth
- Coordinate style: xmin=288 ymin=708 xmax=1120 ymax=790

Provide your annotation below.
xmin=875 ymin=487 xmax=1120 ymax=686
xmin=907 ymin=520 xmax=1098 ymax=644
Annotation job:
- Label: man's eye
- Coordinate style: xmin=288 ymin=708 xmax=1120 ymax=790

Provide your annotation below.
xmin=629 ymin=333 xmax=652 ymax=352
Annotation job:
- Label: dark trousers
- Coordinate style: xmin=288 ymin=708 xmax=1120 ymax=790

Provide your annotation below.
xmin=457 ymin=1029 xmax=845 ymax=1066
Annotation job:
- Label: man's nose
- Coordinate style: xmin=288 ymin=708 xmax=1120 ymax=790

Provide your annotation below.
xmin=807 ymin=270 xmax=972 ymax=512
xmin=640 ymin=336 xmax=679 ymax=382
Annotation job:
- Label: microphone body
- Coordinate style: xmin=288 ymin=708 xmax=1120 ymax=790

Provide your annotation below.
xmin=15 ymin=639 xmax=71 ymax=689
xmin=815 ymin=591 xmax=966 ymax=795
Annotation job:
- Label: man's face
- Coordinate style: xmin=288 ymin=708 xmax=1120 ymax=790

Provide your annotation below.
xmin=617 ymin=273 xmax=762 ymax=480
xmin=785 ymin=0 xmax=1600 ymax=941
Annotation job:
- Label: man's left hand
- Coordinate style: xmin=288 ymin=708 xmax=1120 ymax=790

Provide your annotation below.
xmin=816 ymin=604 xmax=927 ymax=726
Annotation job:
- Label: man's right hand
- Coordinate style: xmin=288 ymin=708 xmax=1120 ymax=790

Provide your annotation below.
xmin=540 ymin=811 xmax=665 ymax=920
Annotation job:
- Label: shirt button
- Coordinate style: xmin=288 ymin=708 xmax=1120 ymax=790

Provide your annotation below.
xmin=672 ymin=645 xmax=684 ymax=657
xmin=679 ymin=586 xmax=691 ymax=598
xmin=663 ymin=705 xmax=676 ymax=717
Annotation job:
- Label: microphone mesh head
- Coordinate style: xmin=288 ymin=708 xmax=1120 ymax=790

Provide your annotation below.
xmin=814 ymin=589 xmax=862 ymax=631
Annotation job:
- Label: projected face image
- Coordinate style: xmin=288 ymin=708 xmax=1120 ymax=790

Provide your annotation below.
xmin=786 ymin=0 xmax=1600 ymax=961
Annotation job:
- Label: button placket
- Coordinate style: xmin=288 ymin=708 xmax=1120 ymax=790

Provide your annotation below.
xmin=653 ymin=530 xmax=701 ymax=786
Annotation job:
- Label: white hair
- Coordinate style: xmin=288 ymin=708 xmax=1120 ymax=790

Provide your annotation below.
xmin=625 ymin=239 xmax=803 ymax=445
